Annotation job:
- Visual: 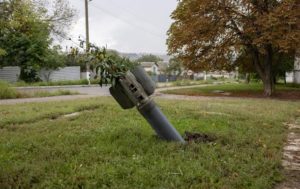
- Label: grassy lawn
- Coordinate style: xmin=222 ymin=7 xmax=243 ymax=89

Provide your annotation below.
xmin=157 ymin=78 xmax=236 ymax=88
xmin=163 ymin=83 xmax=300 ymax=99
xmin=12 ymin=79 xmax=100 ymax=87
xmin=0 ymin=81 xmax=79 ymax=99
xmin=0 ymin=97 xmax=299 ymax=188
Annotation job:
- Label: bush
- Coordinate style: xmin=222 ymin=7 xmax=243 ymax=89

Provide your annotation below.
xmin=0 ymin=81 xmax=19 ymax=99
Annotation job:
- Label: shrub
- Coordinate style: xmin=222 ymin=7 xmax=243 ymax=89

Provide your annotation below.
xmin=0 ymin=81 xmax=18 ymax=99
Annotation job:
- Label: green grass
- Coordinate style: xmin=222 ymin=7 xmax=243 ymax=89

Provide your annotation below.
xmin=0 ymin=81 xmax=79 ymax=99
xmin=0 ymin=97 xmax=299 ymax=188
xmin=170 ymin=78 xmax=237 ymax=87
xmin=13 ymin=79 xmax=100 ymax=87
xmin=171 ymin=79 xmax=215 ymax=86
xmin=163 ymin=83 xmax=300 ymax=97
xmin=24 ymin=89 xmax=80 ymax=98
xmin=0 ymin=81 xmax=19 ymax=99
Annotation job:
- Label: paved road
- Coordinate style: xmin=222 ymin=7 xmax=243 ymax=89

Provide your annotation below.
xmin=0 ymin=84 xmax=212 ymax=105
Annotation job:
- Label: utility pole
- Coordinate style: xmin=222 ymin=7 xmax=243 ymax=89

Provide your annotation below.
xmin=84 ymin=0 xmax=91 ymax=84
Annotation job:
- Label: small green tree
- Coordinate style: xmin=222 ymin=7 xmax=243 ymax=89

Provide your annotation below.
xmin=0 ymin=0 xmax=51 ymax=81
xmin=136 ymin=54 xmax=162 ymax=63
xmin=0 ymin=0 xmax=76 ymax=82
xmin=68 ymin=45 xmax=135 ymax=86
xmin=166 ymin=57 xmax=183 ymax=76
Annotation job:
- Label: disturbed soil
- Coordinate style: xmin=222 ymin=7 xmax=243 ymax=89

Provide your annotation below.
xmin=184 ymin=131 xmax=216 ymax=143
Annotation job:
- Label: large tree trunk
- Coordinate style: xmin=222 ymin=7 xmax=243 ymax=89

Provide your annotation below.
xmin=262 ymin=67 xmax=274 ymax=96
xmin=245 ymin=73 xmax=250 ymax=84
xmin=263 ymin=46 xmax=275 ymax=96
xmin=251 ymin=46 xmax=274 ymax=96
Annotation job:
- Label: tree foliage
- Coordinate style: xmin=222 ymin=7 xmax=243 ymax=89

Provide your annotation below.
xmin=136 ymin=54 xmax=162 ymax=63
xmin=166 ymin=57 xmax=183 ymax=76
xmin=236 ymin=50 xmax=294 ymax=81
xmin=168 ymin=0 xmax=299 ymax=95
xmin=34 ymin=0 xmax=77 ymax=39
xmin=68 ymin=45 xmax=135 ymax=87
xmin=0 ymin=0 xmax=76 ymax=82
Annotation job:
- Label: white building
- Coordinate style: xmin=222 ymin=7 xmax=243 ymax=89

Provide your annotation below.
xmin=294 ymin=54 xmax=300 ymax=84
xmin=140 ymin=62 xmax=159 ymax=75
xmin=286 ymin=52 xmax=300 ymax=84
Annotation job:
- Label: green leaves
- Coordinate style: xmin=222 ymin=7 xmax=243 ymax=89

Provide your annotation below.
xmin=87 ymin=46 xmax=135 ymax=87
xmin=96 ymin=55 xmax=134 ymax=87
xmin=0 ymin=48 xmax=6 ymax=57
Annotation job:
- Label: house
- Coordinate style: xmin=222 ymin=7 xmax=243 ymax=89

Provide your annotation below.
xmin=140 ymin=62 xmax=159 ymax=75
xmin=294 ymin=54 xmax=300 ymax=84
xmin=286 ymin=53 xmax=300 ymax=84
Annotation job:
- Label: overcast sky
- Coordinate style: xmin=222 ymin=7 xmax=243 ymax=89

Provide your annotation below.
xmin=64 ymin=0 xmax=178 ymax=54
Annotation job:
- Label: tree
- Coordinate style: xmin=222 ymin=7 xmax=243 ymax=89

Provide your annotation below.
xmin=0 ymin=0 xmax=52 ymax=81
xmin=0 ymin=0 xmax=76 ymax=81
xmin=168 ymin=0 xmax=299 ymax=96
xmin=235 ymin=49 xmax=295 ymax=84
xmin=136 ymin=54 xmax=162 ymax=63
xmin=166 ymin=57 xmax=183 ymax=76
xmin=34 ymin=0 xmax=77 ymax=39
xmin=0 ymin=0 xmax=10 ymax=60
xmin=74 ymin=45 xmax=135 ymax=87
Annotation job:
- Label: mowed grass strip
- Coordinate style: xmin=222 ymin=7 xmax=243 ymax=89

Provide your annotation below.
xmin=0 ymin=97 xmax=299 ymax=188
xmin=163 ymin=83 xmax=300 ymax=99
xmin=0 ymin=81 xmax=79 ymax=100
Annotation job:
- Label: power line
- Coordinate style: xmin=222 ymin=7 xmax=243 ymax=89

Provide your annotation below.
xmin=57 ymin=34 xmax=84 ymax=50
xmin=88 ymin=3 xmax=165 ymax=40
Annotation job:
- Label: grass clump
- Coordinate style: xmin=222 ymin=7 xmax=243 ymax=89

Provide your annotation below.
xmin=0 ymin=81 xmax=19 ymax=99
xmin=30 ymin=90 xmax=79 ymax=98
xmin=14 ymin=79 xmax=100 ymax=87
xmin=0 ymin=97 xmax=299 ymax=188
xmin=0 ymin=81 xmax=79 ymax=99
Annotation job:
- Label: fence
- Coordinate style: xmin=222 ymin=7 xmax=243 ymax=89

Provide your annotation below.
xmin=0 ymin=66 xmax=20 ymax=83
xmin=0 ymin=66 xmax=80 ymax=82
xmin=39 ymin=66 xmax=80 ymax=82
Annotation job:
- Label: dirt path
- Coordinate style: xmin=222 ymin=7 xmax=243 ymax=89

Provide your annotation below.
xmin=275 ymin=119 xmax=300 ymax=189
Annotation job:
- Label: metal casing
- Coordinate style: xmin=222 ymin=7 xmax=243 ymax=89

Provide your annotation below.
xmin=130 ymin=66 xmax=156 ymax=96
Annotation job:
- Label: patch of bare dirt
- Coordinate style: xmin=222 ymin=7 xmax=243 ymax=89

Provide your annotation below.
xmin=184 ymin=131 xmax=216 ymax=143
